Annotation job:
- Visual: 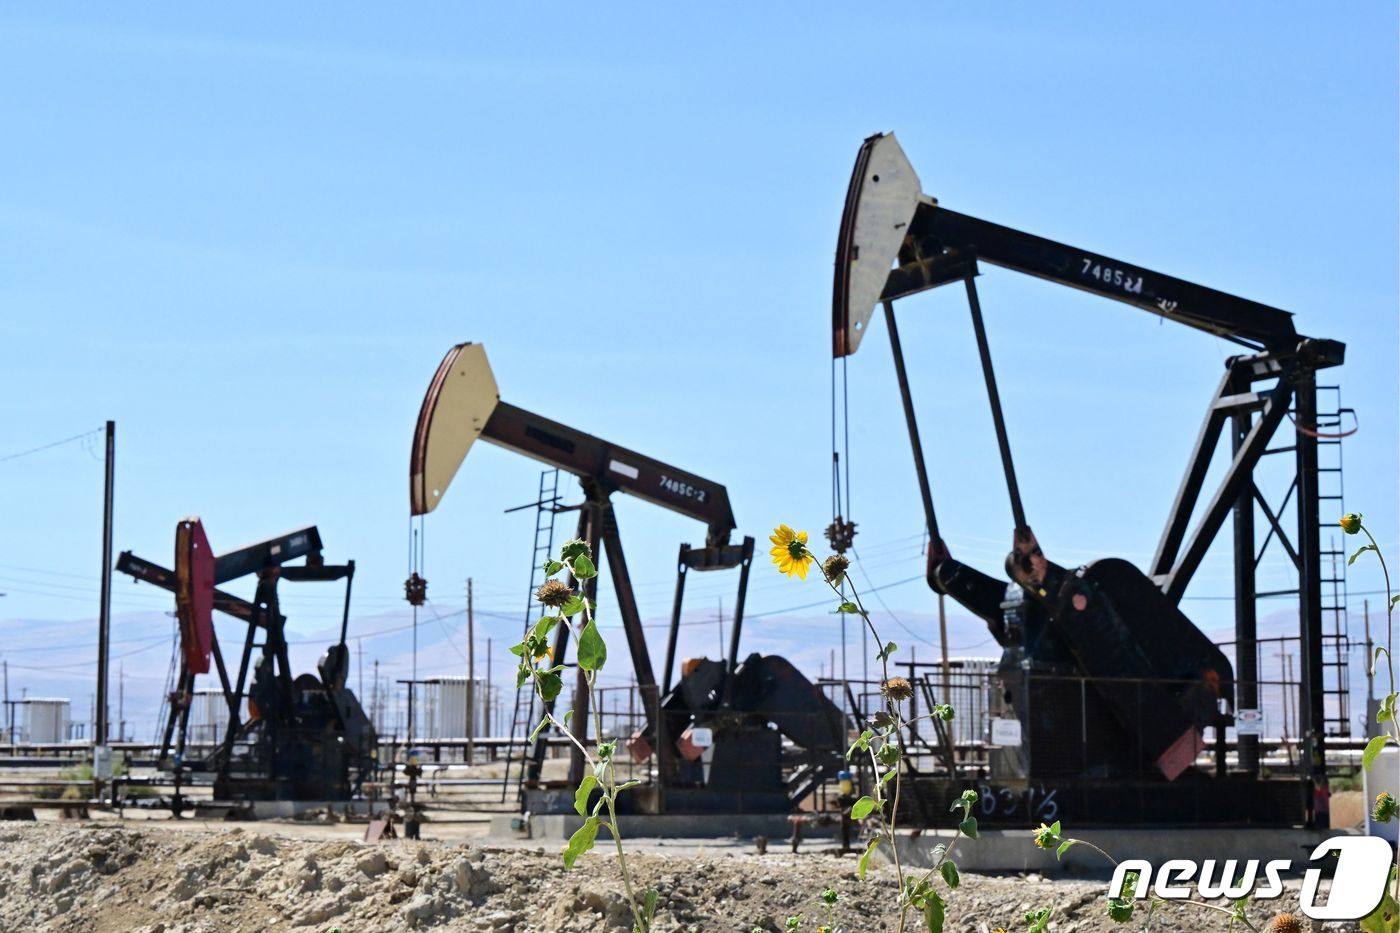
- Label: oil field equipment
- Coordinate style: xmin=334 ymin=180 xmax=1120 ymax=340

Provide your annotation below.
xmin=833 ymin=133 xmax=1348 ymax=827
xmin=117 ymin=520 xmax=377 ymax=807
xmin=411 ymin=342 xmax=845 ymax=813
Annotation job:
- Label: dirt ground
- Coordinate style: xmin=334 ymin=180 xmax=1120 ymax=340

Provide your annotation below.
xmin=0 ymin=818 xmax=1358 ymax=933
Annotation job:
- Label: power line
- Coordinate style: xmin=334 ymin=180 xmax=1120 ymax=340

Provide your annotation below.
xmin=0 ymin=427 xmax=104 ymax=465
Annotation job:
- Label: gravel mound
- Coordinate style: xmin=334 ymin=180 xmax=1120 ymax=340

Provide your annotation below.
xmin=0 ymin=823 xmax=1350 ymax=931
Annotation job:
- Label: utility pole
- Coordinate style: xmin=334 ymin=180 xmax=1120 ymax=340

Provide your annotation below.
xmin=467 ymin=577 xmax=475 ymax=765
xmin=356 ymin=638 xmax=364 ymax=704
xmin=118 ymin=661 xmax=124 ymax=743
xmin=485 ymin=636 xmax=493 ymax=740
xmin=95 ymin=420 xmax=115 ymax=757
xmin=373 ymin=659 xmax=380 ymax=732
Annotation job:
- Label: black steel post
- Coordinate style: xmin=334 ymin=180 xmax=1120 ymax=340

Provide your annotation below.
xmin=1232 ymin=371 xmax=1260 ymax=777
xmin=1295 ymin=372 xmax=1328 ymax=826
xmin=95 ymin=421 xmax=115 ymax=749
xmin=883 ymin=302 xmax=941 ymax=545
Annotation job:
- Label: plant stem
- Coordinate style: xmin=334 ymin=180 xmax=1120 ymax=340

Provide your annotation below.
xmin=577 ymin=585 xmax=645 ymax=931
xmin=1071 ymin=837 xmax=1258 ymax=932
xmin=1362 ymin=523 xmax=1400 ymax=906
xmin=820 ymin=568 xmax=907 ymax=931
xmin=1161 ymin=898 xmax=1257 ymax=932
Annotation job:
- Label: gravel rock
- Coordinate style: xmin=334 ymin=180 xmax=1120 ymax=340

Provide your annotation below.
xmin=0 ymin=822 xmax=1350 ymax=932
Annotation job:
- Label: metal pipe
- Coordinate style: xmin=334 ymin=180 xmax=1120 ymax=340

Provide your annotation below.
xmin=725 ymin=538 xmax=755 ymax=681
xmin=883 ymin=301 xmax=940 ymax=544
xmin=963 ymin=276 xmax=1026 ymax=530
xmin=662 ymin=547 xmax=688 ymax=696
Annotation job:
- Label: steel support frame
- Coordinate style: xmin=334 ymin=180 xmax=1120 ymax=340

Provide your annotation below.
xmin=875 ymin=278 xmax=1336 ymax=823
xmin=842 ymin=149 xmax=1347 ymax=820
xmin=1150 ymin=354 xmax=1330 ymax=818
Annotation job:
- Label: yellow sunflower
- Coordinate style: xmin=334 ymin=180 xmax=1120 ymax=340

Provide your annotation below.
xmin=769 ymin=524 xmax=814 ymax=579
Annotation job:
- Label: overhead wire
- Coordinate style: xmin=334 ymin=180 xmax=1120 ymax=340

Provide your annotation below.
xmin=0 ymin=427 xmax=104 ymax=465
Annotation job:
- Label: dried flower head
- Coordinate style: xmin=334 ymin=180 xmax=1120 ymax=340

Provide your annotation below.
xmin=534 ymin=578 xmax=573 ymax=608
xmin=881 ymin=676 xmax=913 ymax=702
xmin=1340 ymin=512 xmax=1363 ymax=535
xmin=1266 ymin=913 xmax=1302 ymax=933
xmin=1374 ymin=791 xmax=1398 ymax=823
xmin=822 ymin=554 xmax=850 ymax=586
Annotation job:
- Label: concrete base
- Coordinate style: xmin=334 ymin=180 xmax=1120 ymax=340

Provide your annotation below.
xmin=892 ymin=827 xmax=1362 ymax=875
xmin=232 ymin=799 xmax=388 ymax=820
xmin=490 ymin=812 xmax=838 ymax=842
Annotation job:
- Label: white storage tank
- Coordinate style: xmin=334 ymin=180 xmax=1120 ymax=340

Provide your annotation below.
xmin=942 ymin=657 xmax=999 ymax=746
xmin=17 ymin=698 xmax=70 ymax=745
xmin=419 ymin=677 xmax=486 ymax=739
xmin=188 ymin=689 xmax=230 ymax=746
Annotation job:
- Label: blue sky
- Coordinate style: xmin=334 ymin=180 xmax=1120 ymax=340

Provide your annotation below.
xmin=0 ymin=5 xmax=1395 ymax=737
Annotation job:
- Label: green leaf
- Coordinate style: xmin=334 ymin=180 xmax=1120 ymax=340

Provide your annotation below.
xmin=958 ymin=817 xmax=978 ymax=839
xmin=536 ymin=670 xmax=563 ymax=702
xmin=923 ymin=889 xmax=944 ymax=933
xmin=577 ymin=619 xmax=607 ymax=671
xmin=881 ymin=768 xmax=897 ymax=785
xmin=1364 ymin=733 xmax=1392 ymax=770
xmin=573 ymin=775 xmax=597 ymax=816
xmin=933 ymin=704 xmax=954 ymax=721
xmin=515 ymin=667 xmax=530 ymax=689
xmin=563 ymin=708 xmax=574 ymax=725
xmin=643 ymin=888 xmax=658 ymax=922
xmin=573 ymin=554 xmax=598 ymax=579
xmin=858 ymin=838 xmax=880 ymax=879
xmin=562 ymin=816 xmax=599 ymax=869
xmin=561 ymin=595 xmax=586 ymax=617
xmin=846 ymin=729 xmax=874 ymax=760
xmin=529 ymin=716 xmax=550 ymax=742
xmin=1025 ymin=907 xmax=1052 ymax=933
xmin=837 ymin=601 xmax=860 ymax=613
xmin=1374 ymin=646 xmax=1390 ymax=676
xmin=877 ymin=640 xmax=897 ymax=660
xmin=532 ymin=615 xmax=561 ymax=640
xmin=544 ymin=559 xmax=563 ymax=575
xmin=850 ymin=796 xmax=876 ymax=819
xmin=1049 ymin=820 xmax=1062 ymax=837
xmin=616 ymin=779 xmax=641 ymax=793
xmin=1350 ymin=543 xmax=1379 ymax=566
xmin=1106 ymin=898 xmax=1134 ymax=923
xmin=939 ymin=860 xmax=959 ymax=890
xmin=508 ymin=643 xmax=526 ymax=657
xmin=1391 ymin=594 xmax=1400 ymax=611
xmin=1056 ymin=839 xmax=1077 ymax=860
